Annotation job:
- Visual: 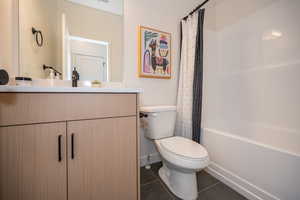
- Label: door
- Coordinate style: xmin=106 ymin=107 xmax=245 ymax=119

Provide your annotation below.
xmin=67 ymin=117 xmax=137 ymax=200
xmin=0 ymin=123 xmax=67 ymax=200
xmin=72 ymin=54 xmax=107 ymax=81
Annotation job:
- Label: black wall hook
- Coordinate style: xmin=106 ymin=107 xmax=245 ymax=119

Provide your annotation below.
xmin=32 ymin=27 xmax=44 ymax=47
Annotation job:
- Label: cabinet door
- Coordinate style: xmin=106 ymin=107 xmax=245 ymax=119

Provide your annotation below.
xmin=68 ymin=117 xmax=137 ymax=200
xmin=0 ymin=123 xmax=67 ymax=200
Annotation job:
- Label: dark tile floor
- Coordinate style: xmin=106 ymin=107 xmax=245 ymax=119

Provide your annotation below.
xmin=141 ymin=162 xmax=249 ymax=200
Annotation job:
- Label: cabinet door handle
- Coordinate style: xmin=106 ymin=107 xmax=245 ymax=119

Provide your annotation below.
xmin=71 ymin=133 xmax=75 ymax=159
xmin=58 ymin=135 xmax=62 ymax=162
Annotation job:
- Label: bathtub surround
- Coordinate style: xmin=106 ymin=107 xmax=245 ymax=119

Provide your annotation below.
xmin=202 ymin=0 xmax=300 ymax=199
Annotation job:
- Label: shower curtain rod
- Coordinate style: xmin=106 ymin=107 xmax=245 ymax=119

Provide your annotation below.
xmin=182 ymin=0 xmax=210 ymax=21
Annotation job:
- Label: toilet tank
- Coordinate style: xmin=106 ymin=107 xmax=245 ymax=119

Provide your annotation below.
xmin=140 ymin=106 xmax=177 ymax=140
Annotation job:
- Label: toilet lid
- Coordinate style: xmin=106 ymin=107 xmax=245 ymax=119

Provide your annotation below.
xmin=160 ymin=137 xmax=208 ymax=160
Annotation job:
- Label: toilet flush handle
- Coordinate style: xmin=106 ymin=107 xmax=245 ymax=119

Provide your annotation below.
xmin=150 ymin=113 xmax=158 ymax=117
xmin=139 ymin=113 xmax=148 ymax=118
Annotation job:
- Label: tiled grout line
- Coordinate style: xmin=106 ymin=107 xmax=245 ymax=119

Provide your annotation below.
xmin=140 ymin=166 xmax=159 ymax=186
xmin=148 ymin=166 xmax=222 ymax=199
xmin=156 ymin=177 xmax=179 ymax=200
xmin=140 ymin=167 xmax=176 ymax=200
xmin=159 ymin=177 xmax=222 ymax=200
xmin=148 ymin=166 xmax=179 ymax=199
xmin=143 ymin=164 xmax=222 ymax=199
xmin=140 ymin=178 xmax=159 ymax=187
xmin=147 ymin=167 xmax=178 ymax=199
xmin=198 ymin=182 xmax=221 ymax=194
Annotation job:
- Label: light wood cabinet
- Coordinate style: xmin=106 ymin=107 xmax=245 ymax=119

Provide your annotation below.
xmin=0 ymin=93 xmax=139 ymax=200
xmin=0 ymin=93 xmax=137 ymax=126
xmin=0 ymin=123 xmax=67 ymax=200
xmin=67 ymin=117 xmax=137 ymax=200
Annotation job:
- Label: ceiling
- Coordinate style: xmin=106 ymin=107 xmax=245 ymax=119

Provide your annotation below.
xmin=67 ymin=0 xmax=123 ymax=15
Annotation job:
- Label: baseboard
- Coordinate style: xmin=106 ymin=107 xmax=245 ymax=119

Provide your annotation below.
xmin=140 ymin=152 xmax=161 ymax=167
xmin=205 ymin=162 xmax=280 ymax=200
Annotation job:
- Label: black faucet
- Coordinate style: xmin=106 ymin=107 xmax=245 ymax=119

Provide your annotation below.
xmin=72 ymin=67 xmax=79 ymax=87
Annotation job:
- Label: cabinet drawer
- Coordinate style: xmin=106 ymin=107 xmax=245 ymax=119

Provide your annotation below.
xmin=0 ymin=93 xmax=137 ymax=126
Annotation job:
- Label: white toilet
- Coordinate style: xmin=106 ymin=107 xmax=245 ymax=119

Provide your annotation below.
xmin=141 ymin=106 xmax=210 ymax=200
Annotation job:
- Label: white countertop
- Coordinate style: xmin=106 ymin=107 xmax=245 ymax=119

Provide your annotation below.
xmin=0 ymin=85 xmax=142 ymax=93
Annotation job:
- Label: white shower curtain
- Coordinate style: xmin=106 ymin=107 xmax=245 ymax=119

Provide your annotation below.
xmin=175 ymin=13 xmax=199 ymax=139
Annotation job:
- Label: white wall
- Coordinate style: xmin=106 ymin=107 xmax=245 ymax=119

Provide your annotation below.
xmin=0 ymin=0 xmax=19 ymax=77
xmin=19 ymin=0 xmax=60 ymax=78
xmin=202 ymin=0 xmax=300 ymax=199
xmin=67 ymin=0 xmax=123 ymax=16
xmin=123 ymin=0 xmax=205 ymax=165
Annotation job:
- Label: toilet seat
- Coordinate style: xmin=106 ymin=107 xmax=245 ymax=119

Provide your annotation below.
xmin=155 ymin=137 xmax=209 ymax=170
xmin=159 ymin=136 xmax=208 ymax=161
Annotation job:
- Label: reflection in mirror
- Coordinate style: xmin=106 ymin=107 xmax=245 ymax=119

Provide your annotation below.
xmin=19 ymin=0 xmax=123 ymax=82
xmin=68 ymin=36 xmax=109 ymax=82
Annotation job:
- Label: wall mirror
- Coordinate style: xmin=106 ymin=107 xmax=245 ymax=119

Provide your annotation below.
xmin=19 ymin=0 xmax=124 ymax=82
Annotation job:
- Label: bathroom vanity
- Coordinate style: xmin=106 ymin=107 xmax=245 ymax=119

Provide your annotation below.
xmin=0 ymin=87 xmax=141 ymax=200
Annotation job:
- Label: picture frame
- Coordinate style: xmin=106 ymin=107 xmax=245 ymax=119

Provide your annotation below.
xmin=138 ymin=26 xmax=172 ymax=79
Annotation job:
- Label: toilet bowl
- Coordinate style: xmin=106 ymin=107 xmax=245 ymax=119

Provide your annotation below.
xmin=140 ymin=106 xmax=210 ymax=200
xmin=156 ymin=137 xmax=209 ymax=200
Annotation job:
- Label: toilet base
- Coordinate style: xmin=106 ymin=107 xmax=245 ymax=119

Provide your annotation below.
xmin=159 ymin=163 xmax=198 ymax=200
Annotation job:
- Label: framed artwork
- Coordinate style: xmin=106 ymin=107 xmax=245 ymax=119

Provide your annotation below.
xmin=138 ymin=26 xmax=171 ymax=79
